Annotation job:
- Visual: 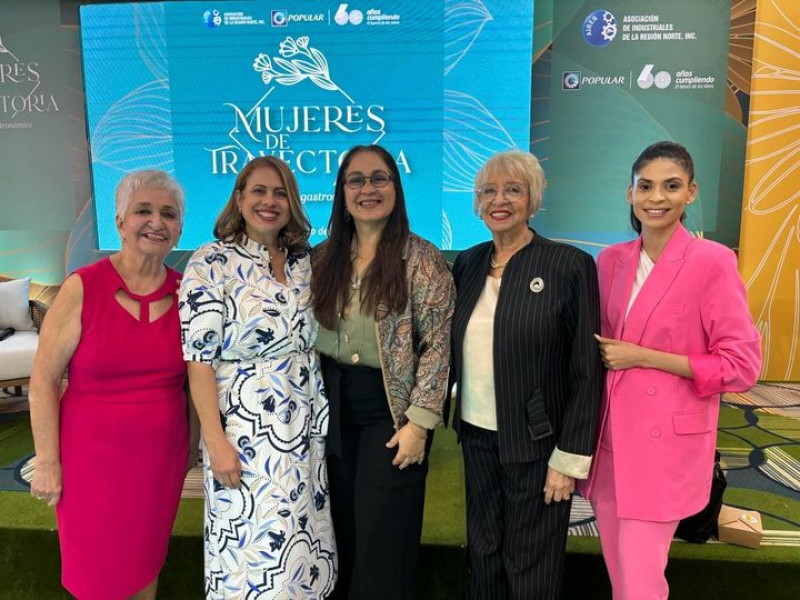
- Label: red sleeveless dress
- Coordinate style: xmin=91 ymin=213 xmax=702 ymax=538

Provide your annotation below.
xmin=56 ymin=257 xmax=188 ymax=599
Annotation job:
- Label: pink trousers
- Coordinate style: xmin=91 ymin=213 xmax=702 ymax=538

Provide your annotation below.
xmin=589 ymin=448 xmax=679 ymax=600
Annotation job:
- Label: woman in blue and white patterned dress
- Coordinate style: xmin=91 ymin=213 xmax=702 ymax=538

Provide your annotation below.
xmin=179 ymin=156 xmax=336 ymax=599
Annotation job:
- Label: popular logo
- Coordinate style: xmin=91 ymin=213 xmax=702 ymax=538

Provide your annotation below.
xmin=637 ymin=64 xmax=671 ymax=89
xmin=271 ymin=10 xmax=288 ymax=27
xmin=582 ymin=10 xmax=617 ymax=47
xmin=202 ymin=9 xmax=222 ymax=28
xmin=562 ymin=71 xmax=581 ymax=90
xmin=335 ymin=4 xmax=364 ymax=26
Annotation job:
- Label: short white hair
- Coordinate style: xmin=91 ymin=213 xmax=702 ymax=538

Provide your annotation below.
xmin=474 ymin=150 xmax=547 ymax=217
xmin=115 ymin=170 xmax=185 ymax=223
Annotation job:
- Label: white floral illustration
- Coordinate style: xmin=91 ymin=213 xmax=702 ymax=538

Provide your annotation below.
xmin=0 ymin=32 xmax=19 ymax=62
xmin=253 ymin=36 xmax=354 ymax=102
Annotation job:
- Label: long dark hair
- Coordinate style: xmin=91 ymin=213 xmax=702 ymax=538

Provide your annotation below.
xmin=629 ymin=141 xmax=695 ymax=234
xmin=312 ymin=145 xmax=410 ymax=330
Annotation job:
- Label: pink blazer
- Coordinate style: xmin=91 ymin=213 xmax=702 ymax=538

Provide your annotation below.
xmin=584 ymin=225 xmax=761 ymax=521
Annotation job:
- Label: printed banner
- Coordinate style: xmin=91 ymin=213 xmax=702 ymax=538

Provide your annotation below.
xmin=81 ymin=1 xmax=534 ymax=251
xmin=543 ymin=0 xmax=731 ymax=248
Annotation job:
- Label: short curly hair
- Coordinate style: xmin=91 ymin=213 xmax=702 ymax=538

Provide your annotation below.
xmin=115 ymin=170 xmax=185 ymax=223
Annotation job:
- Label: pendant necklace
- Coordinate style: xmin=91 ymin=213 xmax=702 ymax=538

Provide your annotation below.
xmin=342 ymin=267 xmax=365 ymax=364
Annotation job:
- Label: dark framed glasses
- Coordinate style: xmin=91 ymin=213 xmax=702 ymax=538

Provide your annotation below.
xmin=344 ymin=171 xmax=394 ymax=189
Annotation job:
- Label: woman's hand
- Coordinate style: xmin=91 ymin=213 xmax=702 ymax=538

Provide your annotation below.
xmin=543 ymin=467 xmax=575 ymax=504
xmin=205 ymin=436 xmax=242 ymax=489
xmin=30 ymin=459 xmax=62 ymax=507
xmin=386 ymin=422 xmax=428 ymax=470
xmin=595 ymin=334 xmax=646 ymax=370
xmin=595 ymin=334 xmax=694 ymax=377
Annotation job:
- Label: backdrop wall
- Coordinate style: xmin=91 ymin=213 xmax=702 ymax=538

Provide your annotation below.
xmin=1 ymin=0 xmax=796 ymax=380
xmin=738 ymin=0 xmax=800 ymax=380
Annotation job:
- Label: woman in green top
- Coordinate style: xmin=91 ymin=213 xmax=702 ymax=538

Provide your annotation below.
xmin=312 ymin=144 xmax=455 ymax=600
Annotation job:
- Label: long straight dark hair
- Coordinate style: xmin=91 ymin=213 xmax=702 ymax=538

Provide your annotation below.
xmin=312 ymin=145 xmax=410 ymax=330
xmin=629 ymin=141 xmax=695 ymax=234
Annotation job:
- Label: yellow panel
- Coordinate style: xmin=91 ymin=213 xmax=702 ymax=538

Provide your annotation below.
xmin=738 ymin=0 xmax=800 ymax=380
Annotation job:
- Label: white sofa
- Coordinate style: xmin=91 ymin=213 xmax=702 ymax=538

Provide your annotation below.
xmin=0 ymin=278 xmax=46 ymax=395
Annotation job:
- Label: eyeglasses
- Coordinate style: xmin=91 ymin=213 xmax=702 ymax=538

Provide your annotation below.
xmin=476 ymin=182 xmax=528 ymax=203
xmin=344 ymin=172 xmax=394 ymax=189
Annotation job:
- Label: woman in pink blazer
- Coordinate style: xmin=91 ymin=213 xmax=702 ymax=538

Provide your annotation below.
xmin=586 ymin=141 xmax=761 ymax=599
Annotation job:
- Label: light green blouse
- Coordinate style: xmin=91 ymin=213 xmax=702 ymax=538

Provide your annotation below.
xmin=316 ymin=287 xmax=381 ymax=368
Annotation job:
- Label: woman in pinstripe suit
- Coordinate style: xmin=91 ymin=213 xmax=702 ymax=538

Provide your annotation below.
xmin=450 ymin=150 xmax=603 ymax=599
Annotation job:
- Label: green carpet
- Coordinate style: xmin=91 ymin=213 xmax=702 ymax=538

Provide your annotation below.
xmin=2 ymin=427 xmax=799 ymax=599
xmin=3 ymin=385 xmax=800 ymax=598
xmin=0 ymin=413 xmax=32 ymax=466
xmin=2 ymin=496 xmax=798 ymax=599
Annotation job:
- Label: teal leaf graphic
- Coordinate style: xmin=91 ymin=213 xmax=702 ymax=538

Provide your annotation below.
xmin=134 ymin=4 xmax=168 ymax=80
xmin=444 ymin=0 xmax=492 ymax=76
xmin=91 ymin=80 xmax=174 ymax=172
xmin=443 ymin=90 xmax=516 ymax=192
xmin=442 ymin=210 xmax=453 ymax=250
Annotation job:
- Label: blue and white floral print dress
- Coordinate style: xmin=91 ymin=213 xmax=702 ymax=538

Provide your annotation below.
xmin=179 ymin=236 xmax=336 ymax=599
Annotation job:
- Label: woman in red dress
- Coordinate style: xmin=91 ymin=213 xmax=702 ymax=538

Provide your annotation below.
xmin=29 ymin=170 xmax=190 ymax=600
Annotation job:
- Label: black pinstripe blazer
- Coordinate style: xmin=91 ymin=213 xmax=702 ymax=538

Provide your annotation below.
xmin=449 ymin=230 xmax=603 ymax=464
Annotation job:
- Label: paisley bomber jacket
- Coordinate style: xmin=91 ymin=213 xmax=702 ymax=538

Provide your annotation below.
xmin=313 ymin=233 xmax=455 ymax=430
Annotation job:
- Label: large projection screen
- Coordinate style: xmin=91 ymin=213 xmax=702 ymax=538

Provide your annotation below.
xmin=80 ymin=1 xmax=534 ymax=251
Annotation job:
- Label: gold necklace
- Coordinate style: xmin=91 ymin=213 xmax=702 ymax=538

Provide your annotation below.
xmin=491 ymin=230 xmax=533 ymax=270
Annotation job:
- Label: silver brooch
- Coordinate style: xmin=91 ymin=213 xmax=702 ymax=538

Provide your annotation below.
xmin=529 ymin=277 xmax=544 ymax=293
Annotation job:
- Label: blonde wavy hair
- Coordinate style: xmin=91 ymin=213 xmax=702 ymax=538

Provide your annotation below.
xmin=213 ymin=156 xmax=310 ymax=253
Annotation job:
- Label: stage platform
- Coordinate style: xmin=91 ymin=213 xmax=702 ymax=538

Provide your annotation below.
xmin=1 ymin=385 xmax=799 ymax=599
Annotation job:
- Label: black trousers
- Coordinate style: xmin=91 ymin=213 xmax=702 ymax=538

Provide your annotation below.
xmin=460 ymin=421 xmax=572 ymax=600
xmin=322 ymin=357 xmax=431 ymax=600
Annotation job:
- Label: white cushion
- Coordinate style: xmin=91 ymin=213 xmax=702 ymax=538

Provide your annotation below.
xmin=0 ymin=278 xmax=35 ymax=331
xmin=0 ymin=330 xmax=38 ymax=380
